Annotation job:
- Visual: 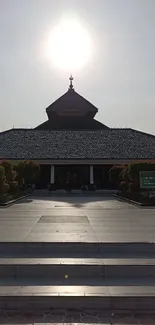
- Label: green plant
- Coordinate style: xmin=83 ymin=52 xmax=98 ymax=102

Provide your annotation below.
xmin=120 ymin=181 xmax=128 ymax=191
xmin=109 ymin=165 xmax=124 ymax=188
xmin=119 ymin=166 xmax=129 ymax=182
xmin=15 ymin=161 xmax=25 ymax=188
xmin=0 ymin=166 xmax=10 ymax=202
xmin=9 ymin=181 xmax=19 ymax=194
xmin=0 ymin=166 xmax=6 ymax=195
xmin=128 ymin=182 xmax=139 ymax=192
xmin=24 ymin=161 xmax=40 ymax=186
xmin=109 ymin=165 xmax=123 ymax=180
xmin=128 ymin=163 xmax=155 ymax=182
xmin=1 ymin=160 xmax=14 ymax=182
xmin=16 ymin=160 xmax=40 ymax=188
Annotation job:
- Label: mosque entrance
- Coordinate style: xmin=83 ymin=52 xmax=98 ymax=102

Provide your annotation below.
xmin=55 ymin=165 xmax=89 ymax=190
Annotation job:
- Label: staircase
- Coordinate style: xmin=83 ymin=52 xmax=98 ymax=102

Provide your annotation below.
xmin=0 ymin=242 xmax=155 ymax=312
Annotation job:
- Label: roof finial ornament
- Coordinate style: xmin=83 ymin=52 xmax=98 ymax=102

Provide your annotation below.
xmin=69 ymin=74 xmax=74 ymax=90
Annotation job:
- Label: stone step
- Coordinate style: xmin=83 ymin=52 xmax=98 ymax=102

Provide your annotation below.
xmin=0 ymin=285 xmax=155 ymax=311
xmin=0 ymin=242 xmax=155 ymax=257
xmin=0 ymin=258 xmax=155 ymax=279
xmin=0 ymin=276 xmax=154 ymax=286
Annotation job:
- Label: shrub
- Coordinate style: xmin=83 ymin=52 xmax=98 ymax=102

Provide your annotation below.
xmin=128 ymin=163 xmax=155 ymax=182
xmin=120 ymin=181 xmax=128 ymax=191
xmin=109 ymin=165 xmax=124 ymax=180
xmin=0 ymin=166 xmax=10 ymax=202
xmin=16 ymin=161 xmax=40 ymax=188
xmin=9 ymin=181 xmax=19 ymax=194
xmin=4 ymin=183 xmax=10 ymax=193
xmin=0 ymin=166 xmax=6 ymax=195
xmin=128 ymin=182 xmax=139 ymax=192
xmin=24 ymin=161 xmax=40 ymax=186
xmin=119 ymin=166 xmax=129 ymax=182
xmin=109 ymin=165 xmax=124 ymax=188
xmin=15 ymin=161 xmax=25 ymax=188
xmin=1 ymin=160 xmax=15 ymax=182
xmin=119 ymin=166 xmax=130 ymax=191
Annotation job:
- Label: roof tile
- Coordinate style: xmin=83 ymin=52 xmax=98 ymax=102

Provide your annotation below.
xmin=0 ymin=128 xmax=155 ymax=160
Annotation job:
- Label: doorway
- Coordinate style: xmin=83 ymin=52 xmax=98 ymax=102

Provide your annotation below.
xmin=55 ymin=165 xmax=89 ymax=189
xmin=35 ymin=165 xmax=51 ymax=189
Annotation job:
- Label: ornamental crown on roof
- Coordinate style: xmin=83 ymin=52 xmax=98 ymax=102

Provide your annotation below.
xmin=69 ymin=75 xmax=74 ymax=90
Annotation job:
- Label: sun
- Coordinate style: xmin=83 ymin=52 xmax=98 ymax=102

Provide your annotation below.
xmin=47 ymin=20 xmax=92 ymax=71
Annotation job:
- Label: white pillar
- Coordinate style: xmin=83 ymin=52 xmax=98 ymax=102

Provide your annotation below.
xmin=50 ymin=165 xmax=55 ymax=184
xmin=90 ymin=165 xmax=94 ymax=184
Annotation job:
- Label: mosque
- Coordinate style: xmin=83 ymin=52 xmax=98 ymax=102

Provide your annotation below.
xmin=0 ymin=76 xmax=155 ymax=189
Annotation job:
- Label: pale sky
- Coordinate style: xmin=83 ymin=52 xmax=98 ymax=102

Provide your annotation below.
xmin=0 ymin=0 xmax=155 ymax=134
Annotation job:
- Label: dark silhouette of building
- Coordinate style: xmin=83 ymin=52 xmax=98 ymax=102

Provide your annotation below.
xmin=0 ymin=76 xmax=155 ymax=189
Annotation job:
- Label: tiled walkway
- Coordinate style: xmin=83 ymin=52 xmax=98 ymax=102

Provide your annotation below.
xmin=0 ymin=196 xmax=155 ymax=323
xmin=0 ymin=195 xmax=154 ymax=242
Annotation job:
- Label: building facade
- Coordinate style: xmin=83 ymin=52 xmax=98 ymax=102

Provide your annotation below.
xmin=0 ymin=76 xmax=155 ymax=189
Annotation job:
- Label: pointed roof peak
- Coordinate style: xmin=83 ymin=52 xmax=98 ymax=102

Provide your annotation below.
xmin=46 ymin=76 xmax=99 ymax=119
xmin=46 ymin=87 xmax=98 ymax=119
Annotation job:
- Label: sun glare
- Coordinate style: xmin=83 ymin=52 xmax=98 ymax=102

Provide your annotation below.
xmin=47 ymin=20 xmax=92 ymax=70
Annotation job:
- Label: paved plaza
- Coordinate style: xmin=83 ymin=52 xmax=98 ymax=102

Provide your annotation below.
xmin=0 ymin=195 xmax=155 ymax=323
xmin=0 ymin=195 xmax=154 ymax=242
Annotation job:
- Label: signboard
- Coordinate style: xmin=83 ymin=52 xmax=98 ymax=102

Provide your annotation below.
xmin=140 ymin=171 xmax=155 ymax=189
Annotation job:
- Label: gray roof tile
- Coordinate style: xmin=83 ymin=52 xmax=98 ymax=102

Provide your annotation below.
xmin=0 ymin=128 xmax=155 ymax=160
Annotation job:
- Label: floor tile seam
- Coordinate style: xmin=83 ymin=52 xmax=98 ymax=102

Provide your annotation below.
xmin=24 ymin=218 xmax=42 ymax=242
xmin=83 ymin=217 xmax=100 ymax=243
